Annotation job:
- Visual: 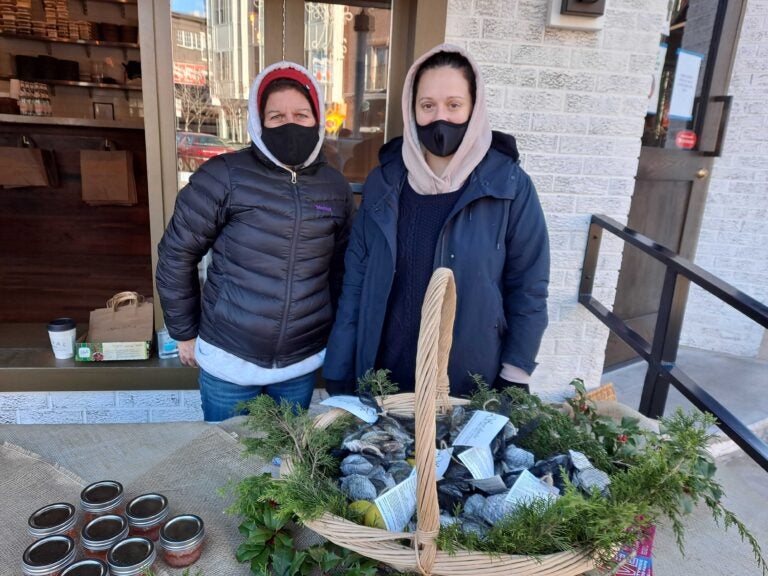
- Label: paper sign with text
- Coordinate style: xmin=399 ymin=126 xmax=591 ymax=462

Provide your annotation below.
xmin=375 ymin=473 xmax=417 ymax=532
xmin=452 ymin=411 xmax=509 ymax=447
xmin=320 ymin=395 xmax=379 ymax=423
xmin=458 ymin=445 xmax=495 ymax=479
xmin=505 ymin=469 xmax=559 ymax=511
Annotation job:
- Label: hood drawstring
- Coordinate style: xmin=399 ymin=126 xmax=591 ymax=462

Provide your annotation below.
xmin=497 ymin=200 xmax=510 ymax=250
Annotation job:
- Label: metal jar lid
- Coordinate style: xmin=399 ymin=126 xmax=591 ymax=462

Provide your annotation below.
xmin=21 ymin=535 xmax=77 ymax=576
xmin=107 ymin=537 xmax=156 ymax=576
xmin=80 ymin=480 xmax=124 ymax=513
xmin=81 ymin=514 xmax=129 ymax=551
xmin=27 ymin=502 xmax=77 ymax=538
xmin=125 ymin=493 xmax=169 ymax=527
xmin=61 ymin=558 xmax=110 ymax=576
xmin=159 ymin=514 xmax=205 ymax=552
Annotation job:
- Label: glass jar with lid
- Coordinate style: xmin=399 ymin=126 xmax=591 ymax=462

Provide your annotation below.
xmin=60 ymin=559 xmax=110 ymax=576
xmin=125 ymin=493 xmax=168 ymax=541
xmin=159 ymin=514 xmax=205 ymax=568
xmin=27 ymin=503 xmax=78 ymax=541
xmin=80 ymin=481 xmax=124 ymax=523
xmin=21 ymin=534 xmax=76 ymax=576
xmin=81 ymin=514 xmax=129 ymax=562
xmin=107 ymin=537 xmax=157 ymax=576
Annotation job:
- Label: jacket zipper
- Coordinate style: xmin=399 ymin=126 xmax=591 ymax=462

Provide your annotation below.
xmin=274 ymin=169 xmax=300 ymax=364
xmin=434 ymin=174 xmax=478 ymax=268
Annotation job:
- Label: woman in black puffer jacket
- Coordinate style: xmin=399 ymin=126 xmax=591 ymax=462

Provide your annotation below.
xmin=157 ymin=62 xmax=354 ymax=421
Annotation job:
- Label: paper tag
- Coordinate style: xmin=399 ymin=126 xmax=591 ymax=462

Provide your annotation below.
xmin=458 ymin=445 xmax=495 ymax=479
xmin=504 ymin=470 xmax=559 ymax=510
xmin=470 ymin=475 xmax=508 ymax=494
xmin=320 ymin=395 xmax=379 ymax=424
xmin=101 ymin=342 xmax=148 ymax=360
xmin=435 ymin=448 xmax=453 ymax=481
xmin=374 ymin=473 xmax=417 ymax=532
xmin=452 ymin=410 xmax=509 ymax=447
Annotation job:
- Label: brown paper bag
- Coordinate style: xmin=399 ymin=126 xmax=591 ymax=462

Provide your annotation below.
xmin=88 ymin=292 xmax=153 ymax=343
xmin=0 ymin=146 xmax=58 ymax=187
xmin=80 ymin=150 xmax=137 ymax=206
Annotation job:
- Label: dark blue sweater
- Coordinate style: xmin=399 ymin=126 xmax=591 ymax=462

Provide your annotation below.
xmin=376 ymin=180 xmax=461 ymax=391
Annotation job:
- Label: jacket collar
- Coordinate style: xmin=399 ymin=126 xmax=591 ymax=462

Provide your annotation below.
xmin=365 ymin=138 xmax=521 ymax=262
xmin=249 ymin=142 xmax=327 ymax=177
xmin=367 ymin=138 xmax=519 ymax=215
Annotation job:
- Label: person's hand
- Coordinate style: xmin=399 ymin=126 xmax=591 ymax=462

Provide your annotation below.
xmin=177 ymin=338 xmax=198 ymax=367
xmin=494 ymin=374 xmax=530 ymax=394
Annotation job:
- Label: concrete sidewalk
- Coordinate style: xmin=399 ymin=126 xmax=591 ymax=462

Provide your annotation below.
xmin=602 ymin=346 xmax=768 ymax=575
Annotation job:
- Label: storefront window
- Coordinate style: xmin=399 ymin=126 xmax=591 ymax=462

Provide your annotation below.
xmin=170 ymin=0 xmax=391 ymax=187
xmin=643 ymin=0 xmax=721 ymax=150
xmin=172 ymin=0 xmax=261 ymax=184
xmin=305 ymin=1 xmax=392 ymax=184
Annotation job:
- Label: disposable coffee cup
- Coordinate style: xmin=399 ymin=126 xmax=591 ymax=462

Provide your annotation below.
xmin=47 ymin=318 xmax=77 ymax=360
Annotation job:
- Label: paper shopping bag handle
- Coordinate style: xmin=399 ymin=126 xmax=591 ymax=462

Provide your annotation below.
xmin=106 ymin=291 xmax=145 ymax=311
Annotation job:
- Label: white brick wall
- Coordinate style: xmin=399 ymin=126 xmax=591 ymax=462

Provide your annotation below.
xmin=680 ymin=0 xmax=768 ymax=358
xmin=3 ymin=390 xmax=204 ymax=424
xmin=446 ymin=0 xmax=669 ymax=399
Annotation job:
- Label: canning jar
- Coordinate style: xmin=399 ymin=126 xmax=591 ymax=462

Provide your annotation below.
xmin=159 ymin=514 xmax=205 ymax=568
xmin=28 ymin=503 xmax=78 ymax=541
xmin=21 ymin=534 xmax=76 ymax=576
xmin=80 ymin=481 xmax=124 ymax=523
xmin=81 ymin=514 xmax=129 ymax=562
xmin=125 ymin=493 xmax=168 ymax=541
xmin=107 ymin=537 xmax=157 ymax=576
xmin=60 ymin=559 xmax=110 ymax=576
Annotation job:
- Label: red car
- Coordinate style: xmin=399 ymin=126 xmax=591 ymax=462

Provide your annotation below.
xmin=176 ymin=132 xmax=239 ymax=171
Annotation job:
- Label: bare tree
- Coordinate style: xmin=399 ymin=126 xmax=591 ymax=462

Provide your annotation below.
xmin=175 ymin=83 xmax=214 ymax=132
xmin=219 ymin=97 xmax=248 ymax=144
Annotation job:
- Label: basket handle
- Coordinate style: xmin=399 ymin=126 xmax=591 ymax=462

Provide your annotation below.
xmin=106 ymin=291 xmax=144 ymax=311
xmin=413 ymin=267 xmax=456 ymax=575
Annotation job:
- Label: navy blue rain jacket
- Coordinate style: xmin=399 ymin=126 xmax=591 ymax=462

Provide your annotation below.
xmin=323 ymin=133 xmax=550 ymax=398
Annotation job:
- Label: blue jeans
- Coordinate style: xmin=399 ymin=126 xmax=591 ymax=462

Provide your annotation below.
xmin=198 ymin=369 xmax=316 ymax=422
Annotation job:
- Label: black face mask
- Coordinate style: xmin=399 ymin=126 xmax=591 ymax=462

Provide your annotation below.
xmin=261 ymin=123 xmax=319 ymax=167
xmin=416 ymin=119 xmax=469 ymax=157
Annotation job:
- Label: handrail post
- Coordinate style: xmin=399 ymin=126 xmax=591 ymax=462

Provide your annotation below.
xmin=639 ymin=268 xmax=683 ymax=417
xmin=578 ymin=218 xmax=602 ymax=303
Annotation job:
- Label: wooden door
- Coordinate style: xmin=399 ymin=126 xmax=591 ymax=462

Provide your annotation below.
xmin=605 ymin=0 xmax=746 ymax=368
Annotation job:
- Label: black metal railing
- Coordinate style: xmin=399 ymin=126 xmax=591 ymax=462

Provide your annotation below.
xmin=579 ymin=214 xmax=768 ymax=473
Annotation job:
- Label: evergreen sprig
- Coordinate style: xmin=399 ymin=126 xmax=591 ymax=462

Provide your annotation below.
xmin=240 ymin=394 xmax=353 ymax=478
xmin=357 ymin=368 xmax=399 ymax=400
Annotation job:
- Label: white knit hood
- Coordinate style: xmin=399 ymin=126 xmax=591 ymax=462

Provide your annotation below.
xmin=247 ymin=61 xmax=326 ymax=170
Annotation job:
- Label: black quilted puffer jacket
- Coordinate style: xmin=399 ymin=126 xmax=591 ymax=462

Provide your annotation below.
xmin=156 ymin=144 xmax=354 ymax=368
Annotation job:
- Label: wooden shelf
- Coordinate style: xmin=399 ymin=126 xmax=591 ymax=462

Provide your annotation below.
xmin=0 ymin=31 xmax=139 ymax=50
xmin=0 ymin=113 xmax=144 ymax=129
xmin=1 ymin=75 xmax=141 ymax=91
xmin=0 ymin=31 xmax=139 ymax=56
xmin=80 ymin=0 xmax=138 ymax=17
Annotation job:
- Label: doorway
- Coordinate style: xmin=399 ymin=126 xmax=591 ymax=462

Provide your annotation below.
xmin=604 ymin=0 xmax=747 ymax=368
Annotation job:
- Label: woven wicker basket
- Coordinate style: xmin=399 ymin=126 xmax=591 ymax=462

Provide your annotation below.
xmin=286 ymin=268 xmax=597 ymax=575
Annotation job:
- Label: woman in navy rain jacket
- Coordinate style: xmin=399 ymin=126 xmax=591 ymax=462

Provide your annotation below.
xmin=323 ymin=44 xmax=549 ymax=398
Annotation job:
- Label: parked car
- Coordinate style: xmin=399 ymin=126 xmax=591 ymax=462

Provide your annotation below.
xmin=176 ymin=132 xmax=239 ymax=171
